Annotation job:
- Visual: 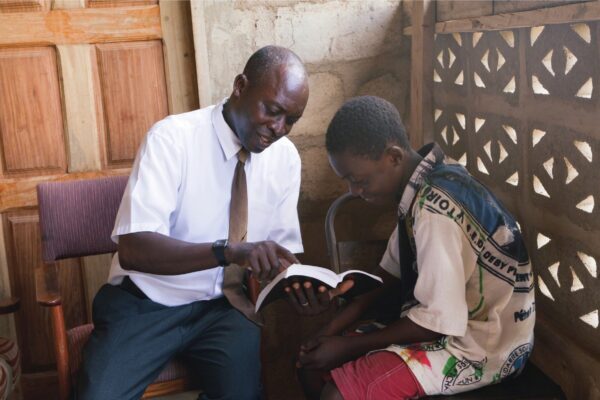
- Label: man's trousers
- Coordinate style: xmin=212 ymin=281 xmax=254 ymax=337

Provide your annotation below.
xmin=75 ymin=278 xmax=261 ymax=400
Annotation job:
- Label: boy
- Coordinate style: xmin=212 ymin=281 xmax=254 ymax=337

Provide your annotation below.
xmin=294 ymin=96 xmax=535 ymax=399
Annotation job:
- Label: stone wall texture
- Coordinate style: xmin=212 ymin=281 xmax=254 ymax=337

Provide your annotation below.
xmin=195 ymin=0 xmax=409 ymax=261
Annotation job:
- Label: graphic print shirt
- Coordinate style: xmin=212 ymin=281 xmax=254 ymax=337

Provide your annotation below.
xmin=379 ymin=143 xmax=535 ymax=395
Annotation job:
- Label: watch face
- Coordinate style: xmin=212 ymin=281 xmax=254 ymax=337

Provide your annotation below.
xmin=213 ymin=239 xmax=228 ymax=248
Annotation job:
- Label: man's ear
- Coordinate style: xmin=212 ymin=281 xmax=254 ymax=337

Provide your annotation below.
xmin=232 ymin=74 xmax=248 ymax=98
xmin=385 ymin=145 xmax=405 ymax=166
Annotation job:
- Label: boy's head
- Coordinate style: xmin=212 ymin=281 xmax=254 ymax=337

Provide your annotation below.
xmin=326 ymin=96 xmax=416 ymax=205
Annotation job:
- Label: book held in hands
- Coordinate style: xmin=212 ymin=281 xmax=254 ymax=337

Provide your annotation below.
xmin=255 ymin=263 xmax=383 ymax=312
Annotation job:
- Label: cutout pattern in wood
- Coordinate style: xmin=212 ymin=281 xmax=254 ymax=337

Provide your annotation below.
xmin=433 ymin=20 xmax=600 ymax=353
xmin=433 ymin=33 xmax=467 ymax=91
xmin=528 ymin=23 xmax=595 ymax=100
xmin=433 ymin=107 xmax=468 ymax=166
xmin=533 ymin=231 xmax=599 ymax=336
xmin=470 ymin=30 xmax=519 ymax=98
xmin=529 ymin=124 xmax=598 ymax=228
xmin=469 ymin=114 xmax=521 ymax=189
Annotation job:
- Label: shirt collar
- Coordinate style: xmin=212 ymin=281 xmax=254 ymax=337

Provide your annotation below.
xmin=398 ymin=142 xmax=446 ymax=217
xmin=211 ymin=98 xmax=244 ymax=161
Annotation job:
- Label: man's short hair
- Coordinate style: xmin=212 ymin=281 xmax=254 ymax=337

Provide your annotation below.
xmin=243 ymin=45 xmax=303 ymax=86
xmin=326 ymin=96 xmax=410 ymax=159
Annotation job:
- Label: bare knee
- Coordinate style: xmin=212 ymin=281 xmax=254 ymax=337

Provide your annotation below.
xmin=321 ymin=381 xmax=343 ymax=400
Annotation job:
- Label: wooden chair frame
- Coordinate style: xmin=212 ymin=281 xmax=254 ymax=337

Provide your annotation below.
xmin=35 ymin=176 xmax=189 ymax=400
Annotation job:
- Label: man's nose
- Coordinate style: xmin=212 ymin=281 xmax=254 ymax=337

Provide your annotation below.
xmin=268 ymin=116 xmax=287 ymax=137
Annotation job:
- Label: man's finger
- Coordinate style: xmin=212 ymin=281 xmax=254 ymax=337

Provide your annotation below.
xmin=278 ymin=258 xmax=292 ymax=273
xmin=329 ymin=279 xmax=355 ymax=300
xmin=275 ymin=244 xmax=300 ymax=264
xmin=265 ymin=246 xmax=280 ymax=278
xmin=248 ymin=253 xmax=260 ymax=277
xmin=257 ymin=251 xmax=271 ymax=281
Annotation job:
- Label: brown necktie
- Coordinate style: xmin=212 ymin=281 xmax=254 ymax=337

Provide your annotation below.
xmin=222 ymin=149 xmax=263 ymax=325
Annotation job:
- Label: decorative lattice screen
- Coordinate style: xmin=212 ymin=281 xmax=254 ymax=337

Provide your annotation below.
xmin=432 ymin=21 xmax=599 ymax=354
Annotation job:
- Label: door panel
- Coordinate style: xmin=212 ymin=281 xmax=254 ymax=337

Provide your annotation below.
xmin=96 ymin=40 xmax=169 ymax=166
xmin=0 ymin=47 xmax=67 ymax=176
xmin=0 ymin=1 xmax=197 ymax=397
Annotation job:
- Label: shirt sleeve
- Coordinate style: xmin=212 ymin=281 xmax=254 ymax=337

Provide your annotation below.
xmin=406 ymin=211 xmax=470 ymax=337
xmin=380 ymin=226 xmax=401 ymax=278
xmin=111 ymin=123 xmax=184 ymax=243
xmin=266 ymin=148 xmax=303 ymax=254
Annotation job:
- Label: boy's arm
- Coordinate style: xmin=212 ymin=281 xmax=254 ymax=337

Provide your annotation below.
xmin=316 ymin=266 xmax=399 ymax=336
xmin=297 ymin=316 xmax=441 ymax=370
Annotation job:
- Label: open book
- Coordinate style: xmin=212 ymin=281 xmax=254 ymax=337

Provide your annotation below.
xmin=255 ymin=263 xmax=383 ymax=312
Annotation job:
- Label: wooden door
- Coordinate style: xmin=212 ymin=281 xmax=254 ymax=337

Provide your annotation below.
xmin=0 ymin=1 xmax=197 ymax=398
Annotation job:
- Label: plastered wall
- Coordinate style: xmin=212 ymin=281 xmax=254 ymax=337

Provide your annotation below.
xmin=191 ymin=0 xmax=410 ymax=267
xmin=190 ymin=3 xmax=408 ymax=397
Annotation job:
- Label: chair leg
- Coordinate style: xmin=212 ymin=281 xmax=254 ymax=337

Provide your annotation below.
xmin=50 ymin=306 xmax=71 ymax=400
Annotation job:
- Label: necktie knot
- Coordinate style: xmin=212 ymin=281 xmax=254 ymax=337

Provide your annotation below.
xmin=238 ymin=148 xmax=249 ymax=164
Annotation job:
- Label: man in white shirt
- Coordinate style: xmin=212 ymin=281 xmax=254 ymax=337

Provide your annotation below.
xmin=76 ymin=46 xmax=309 ymax=400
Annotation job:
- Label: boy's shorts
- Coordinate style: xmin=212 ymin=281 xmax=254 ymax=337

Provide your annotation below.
xmin=330 ymin=350 xmax=425 ymax=400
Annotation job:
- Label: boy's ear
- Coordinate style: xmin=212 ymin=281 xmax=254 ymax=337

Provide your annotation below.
xmin=385 ymin=145 xmax=405 ymax=166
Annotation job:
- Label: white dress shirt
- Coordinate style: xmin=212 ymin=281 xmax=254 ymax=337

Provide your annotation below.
xmin=108 ymin=99 xmax=303 ymax=306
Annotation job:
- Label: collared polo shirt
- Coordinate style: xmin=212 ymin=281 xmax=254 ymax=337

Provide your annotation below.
xmin=107 ymin=99 xmax=303 ymax=306
xmin=380 ymin=143 xmax=535 ymax=396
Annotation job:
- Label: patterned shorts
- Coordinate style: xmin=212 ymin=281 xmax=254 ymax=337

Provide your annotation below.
xmin=331 ymin=350 xmax=425 ymax=400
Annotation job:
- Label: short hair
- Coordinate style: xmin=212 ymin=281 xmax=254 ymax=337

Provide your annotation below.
xmin=243 ymin=45 xmax=304 ymax=86
xmin=326 ymin=96 xmax=410 ymax=159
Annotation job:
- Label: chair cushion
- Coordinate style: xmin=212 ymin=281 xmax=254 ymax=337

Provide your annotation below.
xmin=37 ymin=176 xmax=128 ymax=262
xmin=67 ymin=324 xmax=189 ymax=384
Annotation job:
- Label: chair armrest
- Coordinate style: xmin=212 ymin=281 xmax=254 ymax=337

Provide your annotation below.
xmin=35 ymin=264 xmax=62 ymax=306
xmin=0 ymin=297 xmax=19 ymax=314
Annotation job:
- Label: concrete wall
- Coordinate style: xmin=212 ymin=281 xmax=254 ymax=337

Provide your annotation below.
xmin=190 ymin=2 xmax=409 ymax=398
xmin=192 ymin=0 xmax=409 ymax=266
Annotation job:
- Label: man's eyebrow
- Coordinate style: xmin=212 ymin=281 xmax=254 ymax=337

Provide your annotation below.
xmin=266 ymin=101 xmax=285 ymax=111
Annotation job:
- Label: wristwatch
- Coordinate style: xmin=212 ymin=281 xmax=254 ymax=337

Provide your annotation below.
xmin=212 ymin=239 xmax=230 ymax=266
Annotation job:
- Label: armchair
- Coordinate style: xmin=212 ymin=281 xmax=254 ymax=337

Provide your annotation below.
xmin=35 ymin=176 xmax=190 ymax=400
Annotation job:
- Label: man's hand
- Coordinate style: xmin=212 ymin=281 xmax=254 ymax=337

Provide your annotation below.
xmin=296 ymin=335 xmax=356 ymax=370
xmin=285 ymin=279 xmax=355 ymax=316
xmin=225 ymin=241 xmax=299 ymax=280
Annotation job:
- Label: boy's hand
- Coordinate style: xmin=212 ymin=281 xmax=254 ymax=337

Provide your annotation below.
xmin=296 ymin=336 xmax=354 ymax=370
xmin=285 ymin=279 xmax=355 ymax=316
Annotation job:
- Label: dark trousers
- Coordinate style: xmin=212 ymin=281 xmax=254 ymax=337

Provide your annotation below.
xmin=75 ymin=278 xmax=261 ymax=400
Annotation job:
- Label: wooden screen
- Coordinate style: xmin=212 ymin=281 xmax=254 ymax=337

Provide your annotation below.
xmin=432 ymin=19 xmax=599 ymax=397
